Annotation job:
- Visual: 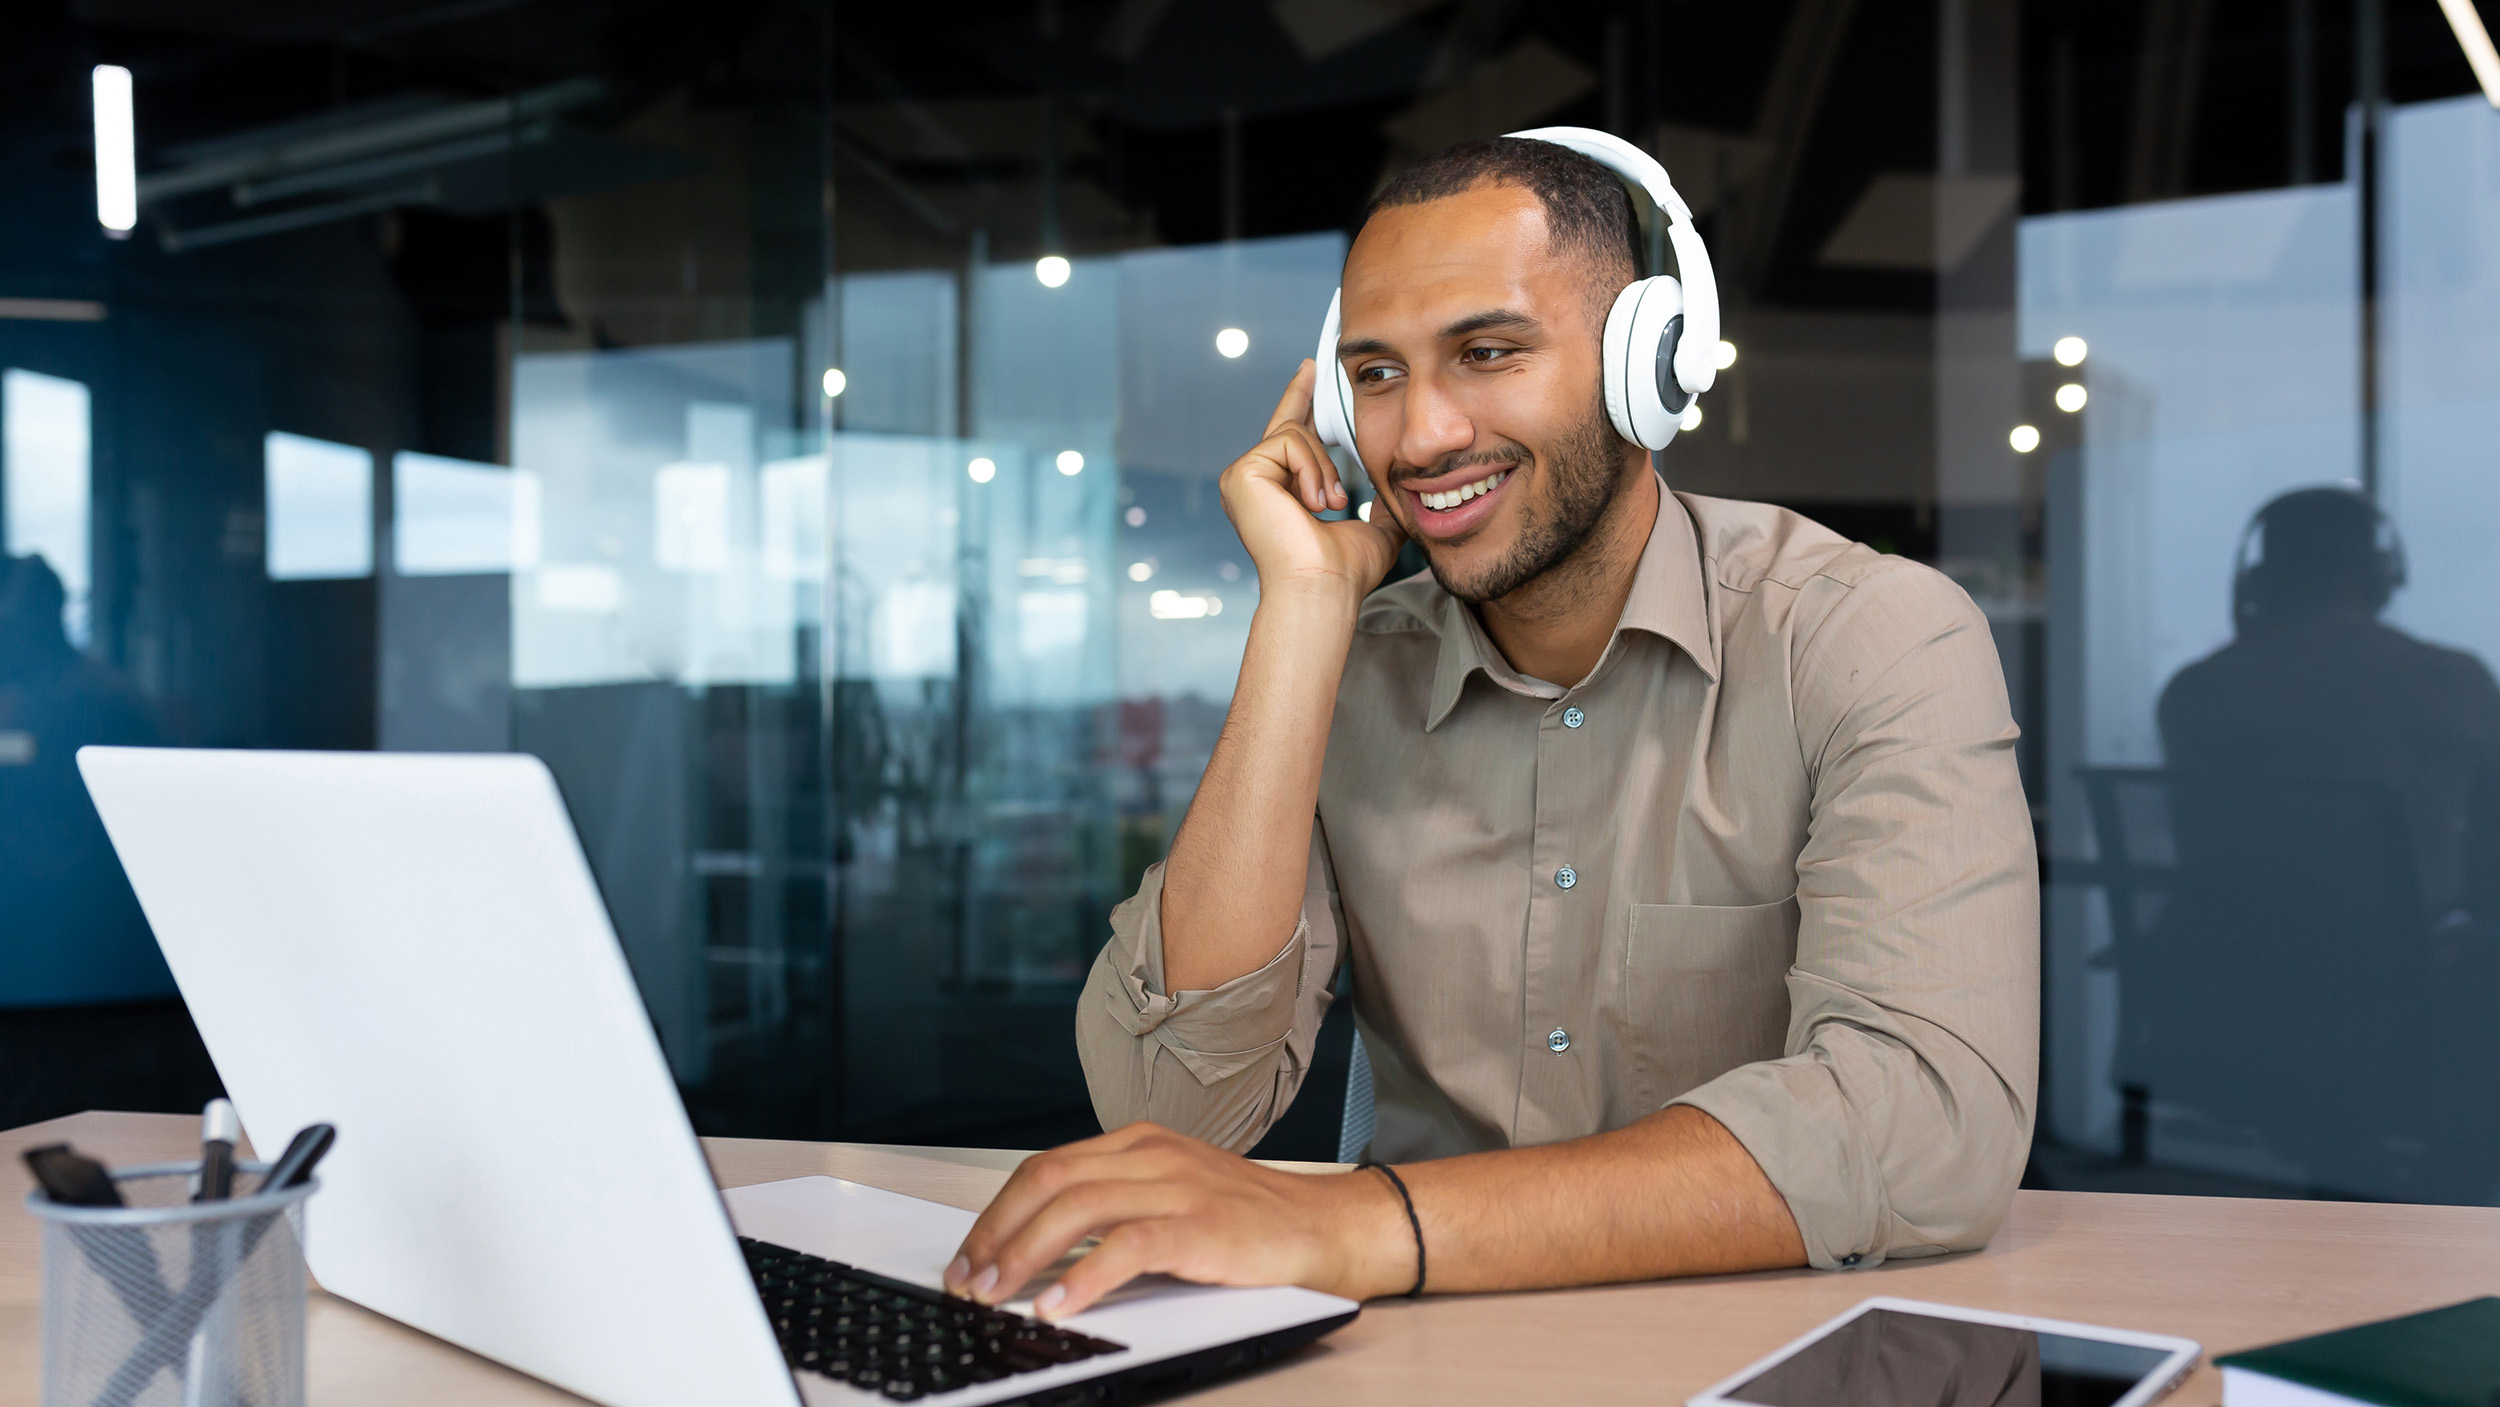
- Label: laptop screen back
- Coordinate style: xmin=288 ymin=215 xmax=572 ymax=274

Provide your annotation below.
xmin=77 ymin=747 xmax=801 ymax=1407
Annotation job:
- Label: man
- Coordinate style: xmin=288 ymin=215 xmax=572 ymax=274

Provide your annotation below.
xmin=946 ymin=138 xmax=2037 ymax=1318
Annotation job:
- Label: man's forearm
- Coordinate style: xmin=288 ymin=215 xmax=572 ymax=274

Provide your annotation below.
xmin=1158 ymin=584 xmax=1361 ymax=992
xmin=1339 ymin=1106 xmax=1808 ymax=1297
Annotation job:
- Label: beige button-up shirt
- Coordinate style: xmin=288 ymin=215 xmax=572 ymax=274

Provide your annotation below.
xmin=1076 ymin=489 xmax=2039 ymax=1270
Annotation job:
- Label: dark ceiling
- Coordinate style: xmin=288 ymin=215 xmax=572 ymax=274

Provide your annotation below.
xmin=5 ymin=0 xmax=2490 ymax=317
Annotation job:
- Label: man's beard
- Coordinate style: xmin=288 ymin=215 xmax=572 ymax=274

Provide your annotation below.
xmin=1424 ymin=399 xmax=1629 ymax=606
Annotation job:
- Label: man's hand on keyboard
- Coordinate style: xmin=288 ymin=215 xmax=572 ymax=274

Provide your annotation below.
xmin=942 ymin=1122 xmax=1412 ymax=1320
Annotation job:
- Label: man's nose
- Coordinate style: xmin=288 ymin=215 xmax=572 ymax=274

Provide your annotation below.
xmin=1387 ymin=373 xmax=1473 ymax=475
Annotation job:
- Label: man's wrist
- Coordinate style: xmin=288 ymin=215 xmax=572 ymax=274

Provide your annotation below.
xmin=1253 ymin=570 xmax=1366 ymax=623
xmin=1315 ymin=1166 xmax=1421 ymax=1301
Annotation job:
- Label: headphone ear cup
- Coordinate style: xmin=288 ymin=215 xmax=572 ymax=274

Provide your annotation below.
xmin=1311 ymin=356 xmax=1355 ymax=451
xmin=1311 ymin=288 xmax=1361 ymax=470
xmin=1600 ymin=282 xmax=1642 ymax=447
xmin=1606 ymin=276 xmax=1688 ymax=451
xmin=1326 ymin=359 xmax=1359 ymax=459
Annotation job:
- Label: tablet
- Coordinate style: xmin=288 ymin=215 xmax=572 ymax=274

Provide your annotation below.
xmin=1688 ymin=1297 xmax=2200 ymax=1407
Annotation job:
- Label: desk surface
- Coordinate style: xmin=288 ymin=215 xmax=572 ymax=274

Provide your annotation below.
xmin=8 ymin=1112 xmax=2497 ymax=1405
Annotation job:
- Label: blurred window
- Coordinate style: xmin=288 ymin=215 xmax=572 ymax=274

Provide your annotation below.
xmin=2 ymin=369 xmax=90 ymax=644
xmin=394 ymin=452 xmax=541 ymax=576
xmin=263 ymin=432 xmax=373 ymax=582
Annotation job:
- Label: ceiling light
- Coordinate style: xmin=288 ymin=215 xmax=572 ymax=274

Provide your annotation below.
xmin=1127 ymin=561 xmax=1153 ymax=582
xmin=1035 ymin=255 xmax=1071 ymax=288
xmin=1679 ymin=403 xmax=1703 ymax=432
xmin=2010 ymin=424 xmax=2041 ymax=453
xmin=1149 ymin=589 xmax=1219 ymax=619
xmin=1215 ymin=327 xmax=1249 ymax=358
xmin=2435 ymin=0 xmax=2500 ymax=108
xmin=1124 ymin=506 xmax=1146 ymax=526
xmin=1356 ymin=500 xmax=1372 ymax=522
xmin=2053 ymin=336 xmax=2088 ymax=367
xmin=2055 ymin=383 xmax=2088 ymax=413
xmin=1056 ymin=450 xmax=1084 ymax=476
xmin=92 ymin=66 xmax=136 ymax=235
xmin=821 ymin=368 xmax=846 ymax=397
xmin=1714 ymin=340 xmax=1738 ymax=370
xmin=967 ymin=456 xmax=996 ymax=483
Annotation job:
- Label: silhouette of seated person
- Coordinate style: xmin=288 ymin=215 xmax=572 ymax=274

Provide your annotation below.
xmin=2150 ymin=487 xmax=2500 ymax=1193
xmin=2161 ymin=486 xmax=2500 ymax=935
xmin=0 ymin=553 xmax=170 ymax=1007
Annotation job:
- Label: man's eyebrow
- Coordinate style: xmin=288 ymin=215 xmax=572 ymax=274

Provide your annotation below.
xmin=1440 ymin=308 xmax=1542 ymax=339
xmin=1336 ymin=309 xmax=1545 ymax=361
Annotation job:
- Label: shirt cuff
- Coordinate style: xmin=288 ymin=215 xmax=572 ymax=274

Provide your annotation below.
xmin=1669 ymin=1055 xmax=1886 ymax=1271
xmin=1099 ymin=860 xmax=1309 ymax=1088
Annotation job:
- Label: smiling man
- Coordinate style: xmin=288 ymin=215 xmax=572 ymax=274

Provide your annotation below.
xmin=947 ymin=137 xmax=2038 ymax=1318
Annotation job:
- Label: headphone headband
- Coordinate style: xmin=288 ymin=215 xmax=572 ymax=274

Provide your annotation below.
xmin=1503 ymin=126 xmax=1693 ymax=225
xmin=1505 ymin=126 xmax=1721 ymax=400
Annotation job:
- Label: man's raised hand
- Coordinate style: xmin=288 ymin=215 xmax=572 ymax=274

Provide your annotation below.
xmin=1218 ymin=360 xmax=1406 ymax=606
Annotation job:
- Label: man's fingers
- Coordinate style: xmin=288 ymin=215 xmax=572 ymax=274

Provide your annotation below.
xmin=977 ymin=1180 xmax=1189 ymax=1306
xmin=1264 ymin=359 xmax=1318 ymax=437
xmin=1035 ymin=1222 xmax=1171 ymax=1322
xmin=1258 ymin=365 xmax=1355 ymax=513
xmin=948 ymin=1131 xmax=1184 ymax=1292
xmin=952 ymin=1153 xmax=1095 ymax=1290
xmin=1283 ymin=426 xmax=1341 ymax=514
xmin=1225 ymin=424 xmax=1341 ymax=518
xmin=1269 ymin=423 xmax=1344 ymax=515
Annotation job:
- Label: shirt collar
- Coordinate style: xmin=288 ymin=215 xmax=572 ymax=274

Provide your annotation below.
xmin=1421 ymin=486 xmax=1720 ymax=732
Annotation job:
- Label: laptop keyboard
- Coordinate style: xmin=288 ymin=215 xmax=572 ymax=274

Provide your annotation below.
xmin=741 ymin=1237 xmax=1126 ymax=1400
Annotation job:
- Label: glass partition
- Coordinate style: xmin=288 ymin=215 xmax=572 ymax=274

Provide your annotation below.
xmin=2024 ymin=11 xmax=2500 ymax=1203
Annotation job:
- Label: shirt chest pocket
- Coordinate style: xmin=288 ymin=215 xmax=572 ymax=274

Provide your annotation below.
xmin=1619 ymin=897 xmax=1799 ymax=1106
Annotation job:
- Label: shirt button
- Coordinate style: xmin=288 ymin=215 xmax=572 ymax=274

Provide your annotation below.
xmin=1840 ymin=1253 xmax=1863 ymax=1267
xmin=1547 ymin=1028 xmax=1571 ymax=1053
xmin=1563 ymin=707 xmax=1584 ymax=728
xmin=1554 ymin=865 xmax=1576 ymax=889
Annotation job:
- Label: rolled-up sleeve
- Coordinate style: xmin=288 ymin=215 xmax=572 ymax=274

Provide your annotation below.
xmin=1669 ymin=561 xmax=2040 ymax=1269
xmin=1075 ymin=825 xmax=1345 ymax=1151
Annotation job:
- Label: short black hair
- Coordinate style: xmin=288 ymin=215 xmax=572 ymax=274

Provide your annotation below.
xmin=1359 ymin=137 xmax=1643 ymax=296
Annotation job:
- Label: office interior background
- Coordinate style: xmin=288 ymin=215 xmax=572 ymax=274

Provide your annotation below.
xmin=3 ymin=0 xmax=2496 ymax=1202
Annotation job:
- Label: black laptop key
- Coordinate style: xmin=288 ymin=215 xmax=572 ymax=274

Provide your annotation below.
xmin=741 ymin=1237 xmax=1123 ymax=1396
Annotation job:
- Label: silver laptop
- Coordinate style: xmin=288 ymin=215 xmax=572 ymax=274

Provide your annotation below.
xmin=78 ymin=746 xmax=1356 ymax=1407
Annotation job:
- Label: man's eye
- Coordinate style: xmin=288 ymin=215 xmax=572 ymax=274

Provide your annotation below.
xmin=1355 ymin=364 xmax=1404 ymax=385
xmin=1462 ymin=346 xmax=1513 ymax=364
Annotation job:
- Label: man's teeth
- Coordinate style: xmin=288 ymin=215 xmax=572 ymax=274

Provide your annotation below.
xmin=1420 ymin=471 xmax=1507 ymax=512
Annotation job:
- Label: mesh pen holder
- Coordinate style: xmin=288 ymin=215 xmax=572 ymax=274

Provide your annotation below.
xmin=26 ymin=1161 xmax=317 ymax=1407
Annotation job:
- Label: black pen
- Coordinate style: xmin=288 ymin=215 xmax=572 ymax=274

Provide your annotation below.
xmin=24 ymin=1143 xmax=126 ymax=1207
xmin=194 ymin=1098 xmax=238 ymax=1202
xmin=24 ymin=1144 xmax=178 ymax=1337
xmin=256 ymin=1122 xmax=336 ymax=1194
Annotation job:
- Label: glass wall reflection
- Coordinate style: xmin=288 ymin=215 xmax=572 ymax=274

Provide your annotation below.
xmin=2033 ymin=87 xmax=2500 ymax=1202
xmin=474 ymin=238 xmax=1336 ymax=1137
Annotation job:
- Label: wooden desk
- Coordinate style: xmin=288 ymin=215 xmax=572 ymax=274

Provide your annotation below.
xmin=9 ymin=1112 xmax=2498 ymax=1405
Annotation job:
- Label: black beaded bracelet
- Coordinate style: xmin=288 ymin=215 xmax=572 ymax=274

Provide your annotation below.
xmin=1363 ymin=1161 xmax=1425 ymax=1298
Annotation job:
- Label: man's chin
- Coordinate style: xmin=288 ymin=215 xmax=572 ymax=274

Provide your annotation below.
xmin=1421 ymin=544 xmax=1518 ymax=606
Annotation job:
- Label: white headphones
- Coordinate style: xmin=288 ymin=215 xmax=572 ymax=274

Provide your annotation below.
xmin=1311 ymin=126 xmax=1721 ymax=472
